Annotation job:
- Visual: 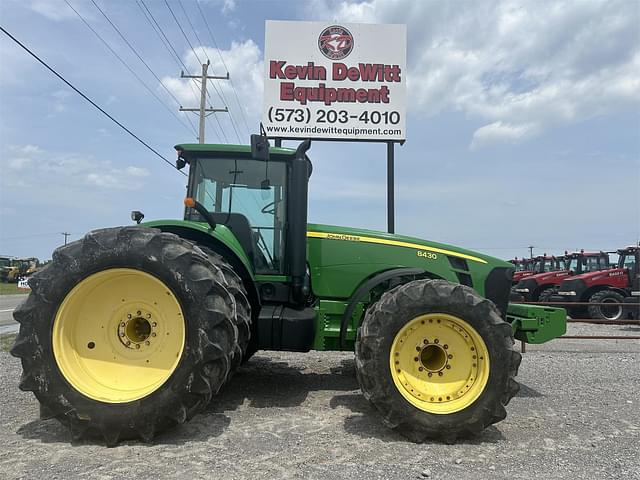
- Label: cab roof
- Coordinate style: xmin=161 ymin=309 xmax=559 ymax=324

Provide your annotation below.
xmin=175 ymin=143 xmax=296 ymax=158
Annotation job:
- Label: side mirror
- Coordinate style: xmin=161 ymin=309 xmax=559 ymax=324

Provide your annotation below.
xmin=131 ymin=211 xmax=144 ymax=224
xmin=251 ymin=134 xmax=270 ymax=161
xmin=176 ymin=157 xmax=186 ymax=170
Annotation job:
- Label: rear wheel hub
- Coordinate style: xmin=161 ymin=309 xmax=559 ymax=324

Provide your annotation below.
xmin=52 ymin=268 xmax=186 ymax=404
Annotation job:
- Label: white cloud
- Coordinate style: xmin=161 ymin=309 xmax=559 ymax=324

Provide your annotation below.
xmin=470 ymin=122 xmax=539 ymax=150
xmin=1 ymin=145 xmax=150 ymax=192
xmin=161 ymin=40 xmax=263 ymax=141
xmin=222 ymin=0 xmax=236 ymax=14
xmin=308 ymin=0 xmax=640 ymax=148
xmin=20 ymin=145 xmax=43 ymax=155
xmin=7 ymin=157 xmax=32 ymax=170
xmin=125 ymin=166 xmax=150 ymax=177
xmin=27 ymin=0 xmax=79 ymax=21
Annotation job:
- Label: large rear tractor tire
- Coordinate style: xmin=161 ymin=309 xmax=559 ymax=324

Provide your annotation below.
xmin=196 ymin=246 xmax=252 ymax=372
xmin=588 ymin=290 xmax=625 ymax=321
xmin=355 ymin=279 xmax=521 ymax=443
xmin=11 ymin=227 xmax=243 ymax=445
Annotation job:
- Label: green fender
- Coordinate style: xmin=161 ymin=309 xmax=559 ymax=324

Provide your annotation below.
xmin=143 ymin=219 xmax=255 ymax=281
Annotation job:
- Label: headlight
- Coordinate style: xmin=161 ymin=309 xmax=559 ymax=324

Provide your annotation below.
xmin=514 ymin=288 xmax=530 ymax=293
xmin=558 ymin=291 xmax=576 ymax=296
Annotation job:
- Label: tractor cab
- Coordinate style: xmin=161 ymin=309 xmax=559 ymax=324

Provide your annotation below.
xmin=511 ymin=257 xmax=536 ymax=283
xmin=179 ymin=145 xmax=291 ymax=274
xmin=173 ymin=140 xmax=312 ymax=307
xmin=532 ymin=255 xmax=564 ymax=273
xmin=617 ymin=246 xmax=639 ymax=285
xmin=564 ymin=250 xmax=610 ymax=275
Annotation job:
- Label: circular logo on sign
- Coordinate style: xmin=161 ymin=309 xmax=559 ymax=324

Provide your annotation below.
xmin=318 ymin=25 xmax=354 ymax=60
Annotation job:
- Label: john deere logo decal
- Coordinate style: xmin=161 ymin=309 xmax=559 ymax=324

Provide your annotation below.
xmin=318 ymin=25 xmax=354 ymax=60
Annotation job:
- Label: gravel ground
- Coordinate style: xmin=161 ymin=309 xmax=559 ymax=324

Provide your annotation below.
xmin=1 ymin=322 xmax=638 ymax=480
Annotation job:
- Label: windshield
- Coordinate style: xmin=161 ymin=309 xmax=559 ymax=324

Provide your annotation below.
xmin=188 ymin=157 xmax=287 ymax=274
xmin=583 ymin=256 xmax=604 ymax=272
xmin=619 ymin=253 xmax=637 ymax=271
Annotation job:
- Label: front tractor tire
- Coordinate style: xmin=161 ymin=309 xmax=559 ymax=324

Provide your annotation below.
xmin=11 ymin=227 xmax=247 ymax=445
xmin=588 ymin=290 xmax=625 ymax=321
xmin=355 ymin=279 xmax=521 ymax=443
xmin=538 ymin=287 xmax=558 ymax=303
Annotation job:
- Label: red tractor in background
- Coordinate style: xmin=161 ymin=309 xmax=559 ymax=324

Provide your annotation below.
xmin=511 ymin=255 xmax=561 ymax=284
xmin=511 ymin=257 xmax=535 ymax=284
xmin=513 ymin=250 xmax=610 ymax=303
xmin=556 ymin=246 xmax=639 ymax=320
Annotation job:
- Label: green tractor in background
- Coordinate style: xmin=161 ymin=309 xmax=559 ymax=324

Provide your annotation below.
xmin=11 ymin=138 xmax=566 ymax=445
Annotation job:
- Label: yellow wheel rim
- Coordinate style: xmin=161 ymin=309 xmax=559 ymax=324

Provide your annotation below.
xmin=389 ymin=313 xmax=490 ymax=414
xmin=52 ymin=268 xmax=185 ymax=403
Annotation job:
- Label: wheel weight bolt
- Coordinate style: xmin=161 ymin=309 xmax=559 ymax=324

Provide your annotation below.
xmin=152 ymin=322 xmax=157 ymax=327
xmin=443 ymin=344 xmax=448 ymax=349
xmin=127 ymin=314 xmax=131 ymax=319
xmin=418 ymin=367 xmax=424 ymax=371
xmin=151 ymin=333 xmax=156 ymax=337
xmin=428 ymin=372 xmax=432 ymax=377
xmin=434 ymin=339 xmax=439 ymax=344
xmin=120 ymin=322 xmax=125 ymax=327
xmin=423 ymin=339 xmax=428 ymax=344
xmin=414 ymin=357 xmax=419 ymax=362
xmin=135 ymin=344 xmax=140 ymax=349
xmin=415 ymin=346 xmax=421 ymax=352
xmin=145 ymin=341 xmax=150 ymax=346
xmin=438 ymin=372 xmax=443 ymax=376
xmin=446 ymin=365 xmax=451 ymax=369
xmin=448 ymin=354 xmax=453 ymax=359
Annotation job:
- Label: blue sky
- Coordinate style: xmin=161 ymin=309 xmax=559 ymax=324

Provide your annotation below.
xmin=1 ymin=0 xmax=638 ymax=262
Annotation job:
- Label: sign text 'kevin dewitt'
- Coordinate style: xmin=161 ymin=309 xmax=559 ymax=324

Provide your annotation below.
xmin=262 ymin=21 xmax=407 ymax=141
xmin=269 ymin=61 xmax=402 ymax=106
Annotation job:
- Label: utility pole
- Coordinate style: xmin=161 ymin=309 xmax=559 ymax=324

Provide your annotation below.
xmin=528 ymin=245 xmax=534 ymax=258
xmin=61 ymin=232 xmax=70 ymax=245
xmin=179 ymin=61 xmax=229 ymax=143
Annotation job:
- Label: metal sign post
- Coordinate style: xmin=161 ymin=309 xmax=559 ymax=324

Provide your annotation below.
xmin=387 ymin=141 xmax=395 ymax=234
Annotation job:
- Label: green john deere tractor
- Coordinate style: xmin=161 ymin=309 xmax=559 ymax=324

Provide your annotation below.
xmin=11 ymin=138 xmax=566 ymax=445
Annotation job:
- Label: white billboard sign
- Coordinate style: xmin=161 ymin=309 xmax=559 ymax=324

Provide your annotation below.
xmin=262 ymin=21 xmax=406 ymax=141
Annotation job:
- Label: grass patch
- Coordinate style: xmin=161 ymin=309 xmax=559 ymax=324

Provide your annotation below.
xmin=0 ymin=283 xmax=28 ymax=295
xmin=1 ymin=333 xmax=16 ymax=352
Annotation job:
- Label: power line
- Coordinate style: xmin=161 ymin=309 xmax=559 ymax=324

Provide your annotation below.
xmin=164 ymin=0 xmax=203 ymax=65
xmin=178 ymin=0 xmax=243 ymax=142
xmin=88 ymin=0 xmax=188 ymax=115
xmin=0 ymin=26 xmax=186 ymax=176
xmin=195 ymin=0 xmax=252 ymax=137
xmin=163 ymin=0 xmax=232 ymax=143
xmin=140 ymin=0 xmax=224 ymax=142
xmin=63 ymin=0 xmax=197 ymax=138
xmin=136 ymin=0 xmax=211 ymax=139
xmin=176 ymin=0 xmax=209 ymax=65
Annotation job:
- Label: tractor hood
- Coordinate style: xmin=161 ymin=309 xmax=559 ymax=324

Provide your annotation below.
xmin=306 ymin=223 xmax=515 ymax=318
xmin=568 ymin=267 xmax=619 ymax=283
xmin=307 ymin=223 xmax=511 ymax=268
xmin=524 ymin=270 xmax=571 ymax=283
